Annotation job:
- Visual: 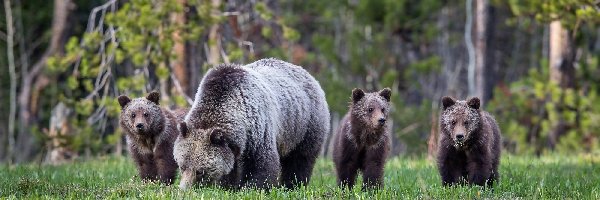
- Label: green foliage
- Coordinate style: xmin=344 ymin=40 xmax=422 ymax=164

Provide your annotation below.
xmin=255 ymin=2 xmax=273 ymax=21
xmin=281 ymin=0 xmax=447 ymax=156
xmin=354 ymin=0 xmax=444 ymax=46
xmin=318 ymin=69 xmax=352 ymax=115
xmin=43 ymin=0 xmax=228 ymax=156
xmin=488 ymin=61 xmax=600 ymax=154
xmin=282 ymin=25 xmax=301 ymax=42
xmin=11 ymin=0 xmax=599 ymax=161
xmin=37 ymin=0 xmax=307 ymax=158
xmin=391 ymin=99 xmax=434 ymax=155
xmin=405 ymin=56 xmax=442 ymax=83
xmin=486 ymin=0 xmax=600 ymax=154
xmin=2 ymin=155 xmax=600 ymax=198
xmin=503 ymin=0 xmax=600 ymax=28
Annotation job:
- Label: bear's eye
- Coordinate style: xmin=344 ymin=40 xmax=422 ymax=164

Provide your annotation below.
xmin=451 ymin=120 xmax=456 ymax=125
xmin=143 ymin=113 xmax=149 ymax=117
xmin=381 ymin=108 xmax=385 ymax=112
xmin=464 ymin=121 xmax=469 ymax=126
xmin=368 ymin=108 xmax=374 ymax=113
xmin=131 ymin=113 xmax=136 ymax=118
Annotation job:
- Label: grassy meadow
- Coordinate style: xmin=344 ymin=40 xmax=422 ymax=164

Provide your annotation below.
xmin=1 ymin=154 xmax=600 ymax=199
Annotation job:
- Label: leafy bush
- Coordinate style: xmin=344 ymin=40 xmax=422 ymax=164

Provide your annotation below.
xmin=488 ymin=59 xmax=600 ymax=154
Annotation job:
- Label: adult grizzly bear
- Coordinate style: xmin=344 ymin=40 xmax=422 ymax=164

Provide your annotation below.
xmin=333 ymin=88 xmax=392 ymax=190
xmin=437 ymin=96 xmax=501 ymax=187
xmin=118 ymin=91 xmax=188 ymax=185
xmin=174 ymin=58 xmax=330 ymax=189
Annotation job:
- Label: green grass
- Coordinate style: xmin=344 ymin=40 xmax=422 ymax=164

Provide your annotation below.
xmin=1 ymin=154 xmax=600 ymax=199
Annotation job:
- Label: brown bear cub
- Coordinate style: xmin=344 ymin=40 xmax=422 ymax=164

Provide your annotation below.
xmin=437 ymin=96 xmax=501 ymax=187
xmin=118 ymin=91 xmax=188 ymax=185
xmin=333 ymin=88 xmax=392 ymax=189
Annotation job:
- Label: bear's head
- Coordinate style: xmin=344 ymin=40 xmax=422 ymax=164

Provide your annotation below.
xmin=440 ymin=96 xmax=482 ymax=148
xmin=350 ymin=88 xmax=392 ymax=131
xmin=174 ymin=121 xmax=240 ymax=189
xmin=118 ymin=91 xmax=164 ymax=137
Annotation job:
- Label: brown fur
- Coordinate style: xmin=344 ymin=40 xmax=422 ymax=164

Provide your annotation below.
xmin=437 ymin=96 xmax=501 ymax=187
xmin=333 ymin=88 xmax=391 ymax=190
xmin=118 ymin=91 xmax=188 ymax=185
xmin=174 ymin=59 xmax=330 ymax=190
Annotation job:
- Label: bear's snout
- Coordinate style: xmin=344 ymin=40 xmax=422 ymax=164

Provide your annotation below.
xmin=454 ymin=132 xmax=467 ymax=143
xmin=179 ymin=169 xmax=196 ymax=189
xmin=136 ymin=123 xmax=144 ymax=130
xmin=378 ymin=118 xmax=386 ymax=125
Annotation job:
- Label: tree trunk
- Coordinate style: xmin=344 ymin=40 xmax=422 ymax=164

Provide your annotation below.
xmin=171 ymin=0 xmax=189 ymax=94
xmin=549 ymin=21 xmax=575 ymax=88
xmin=474 ymin=0 xmax=494 ymax=104
xmin=16 ymin=0 xmax=74 ymax=163
xmin=5 ymin=0 xmax=18 ymax=165
xmin=44 ymin=103 xmax=76 ymax=165
xmin=207 ymin=0 xmax=222 ymax=65
xmin=466 ymin=0 xmax=476 ymax=97
xmin=427 ymin=108 xmax=439 ymax=161
xmin=547 ymin=20 xmax=575 ymax=150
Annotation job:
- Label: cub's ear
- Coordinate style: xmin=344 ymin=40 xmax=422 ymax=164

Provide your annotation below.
xmin=467 ymin=97 xmax=480 ymax=110
xmin=379 ymin=88 xmax=392 ymax=102
xmin=179 ymin=122 xmax=188 ymax=138
xmin=441 ymin=96 xmax=456 ymax=110
xmin=352 ymin=88 xmax=365 ymax=103
xmin=118 ymin=96 xmax=131 ymax=108
xmin=146 ymin=91 xmax=160 ymax=105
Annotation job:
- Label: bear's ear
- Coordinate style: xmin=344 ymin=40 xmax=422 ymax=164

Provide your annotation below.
xmin=146 ymin=91 xmax=160 ymax=105
xmin=467 ymin=97 xmax=480 ymax=110
xmin=210 ymin=129 xmax=240 ymax=156
xmin=441 ymin=96 xmax=456 ymax=110
xmin=379 ymin=88 xmax=392 ymax=102
xmin=118 ymin=95 xmax=131 ymax=108
xmin=352 ymin=88 xmax=365 ymax=103
xmin=179 ymin=122 xmax=188 ymax=138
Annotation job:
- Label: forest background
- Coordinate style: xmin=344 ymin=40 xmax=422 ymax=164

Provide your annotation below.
xmin=0 ymin=0 xmax=599 ymax=164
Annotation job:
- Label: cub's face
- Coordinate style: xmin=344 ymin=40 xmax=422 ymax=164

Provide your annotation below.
xmin=441 ymin=96 xmax=481 ymax=147
xmin=174 ymin=122 xmax=239 ymax=189
xmin=118 ymin=92 xmax=162 ymax=136
xmin=351 ymin=88 xmax=392 ymax=130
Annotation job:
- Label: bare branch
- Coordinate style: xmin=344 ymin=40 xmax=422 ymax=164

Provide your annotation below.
xmin=220 ymin=43 xmax=230 ymax=64
xmin=170 ymin=73 xmax=194 ymax=105
xmin=221 ymin=11 xmax=240 ymax=16
xmin=87 ymin=0 xmax=117 ymax=33
xmin=240 ymin=40 xmax=254 ymax=56
xmin=79 ymin=0 xmax=118 ymax=127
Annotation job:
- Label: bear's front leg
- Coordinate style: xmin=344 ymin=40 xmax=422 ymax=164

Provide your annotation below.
xmin=219 ymin=161 xmax=242 ymax=189
xmin=336 ymin=160 xmax=359 ymax=189
xmin=467 ymin=149 xmax=492 ymax=187
xmin=362 ymin=143 xmax=387 ymax=190
xmin=334 ymin=137 xmax=359 ymax=189
xmin=131 ymin=150 xmax=158 ymax=182
xmin=438 ymin=146 xmax=462 ymax=186
xmin=154 ymin=142 xmax=177 ymax=185
xmin=242 ymin=147 xmax=281 ymax=189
